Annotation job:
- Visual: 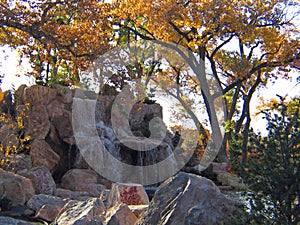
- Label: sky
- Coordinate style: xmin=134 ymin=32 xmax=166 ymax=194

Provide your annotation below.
xmin=0 ymin=46 xmax=34 ymax=91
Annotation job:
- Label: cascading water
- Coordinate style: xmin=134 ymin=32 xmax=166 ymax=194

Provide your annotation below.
xmin=73 ymin=97 xmax=179 ymax=185
xmin=96 ymin=121 xmax=121 ymax=160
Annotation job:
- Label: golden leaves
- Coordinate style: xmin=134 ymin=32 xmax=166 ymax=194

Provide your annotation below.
xmin=0 ymin=104 xmax=32 ymax=171
xmin=0 ymin=91 xmax=4 ymax=101
xmin=0 ymin=0 xmax=298 ymax=89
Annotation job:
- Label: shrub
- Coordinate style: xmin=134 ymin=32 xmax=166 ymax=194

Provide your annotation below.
xmin=230 ymin=97 xmax=300 ymax=225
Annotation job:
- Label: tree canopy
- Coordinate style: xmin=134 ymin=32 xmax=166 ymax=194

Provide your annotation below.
xmin=0 ymin=0 xmax=299 ymax=161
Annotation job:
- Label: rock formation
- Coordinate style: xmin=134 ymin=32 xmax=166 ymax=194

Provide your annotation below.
xmin=0 ymin=84 xmax=240 ymax=224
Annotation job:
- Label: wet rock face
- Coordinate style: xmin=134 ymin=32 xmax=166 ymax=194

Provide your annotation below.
xmin=129 ymin=102 xmax=163 ymax=138
xmin=136 ymin=172 xmax=235 ymax=225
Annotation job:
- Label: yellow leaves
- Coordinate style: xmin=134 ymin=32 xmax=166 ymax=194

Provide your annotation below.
xmin=255 ymin=96 xmax=280 ymax=115
xmin=17 ymin=116 xmax=24 ymax=129
xmin=0 ymin=90 xmax=4 ymax=101
xmin=0 ymin=109 xmax=32 ymax=171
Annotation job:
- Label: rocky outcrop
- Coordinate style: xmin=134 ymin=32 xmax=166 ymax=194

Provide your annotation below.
xmin=6 ymin=85 xmax=179 ymax=182
xmin=136 ymin=172 xmax=235 ymax=225
xmin=0 ymin=84 xmax=239 ymax=224
xmin=0 ymin=169 xmax=35 ymax=206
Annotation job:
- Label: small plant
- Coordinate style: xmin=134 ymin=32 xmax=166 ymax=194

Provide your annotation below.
xmin=0 ymin=104 xmax=32 ymax=171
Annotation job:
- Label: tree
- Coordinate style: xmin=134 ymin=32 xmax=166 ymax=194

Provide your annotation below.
xmin=0 ymin=0 xmax=115 ymax=85
xmin=110 ymin=0 xmax=300 ymax=162
xmin=0 ymin=0 xmax=299 ymax=162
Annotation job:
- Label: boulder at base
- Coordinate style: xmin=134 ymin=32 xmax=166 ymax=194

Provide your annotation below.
xmin=0 ymin=216 xmax=43 ymax=225
xmin=105 ymin=204 xmax=137 ymax=225
xmin=0 ymin=168 xmax=35 ymax=207
xmin=17 ymin=166 xmax=56 ymax=195
xmin=54 ymin=198 xmax=106 ymax=225
xmin=136 ymin=172 xmax=235 ymax=225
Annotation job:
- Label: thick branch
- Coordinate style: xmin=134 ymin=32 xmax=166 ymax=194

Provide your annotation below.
xmin=235 ymin=73 xmax=262 ymax=132
xmin=210 ymin=34 xmax=234 ymax=58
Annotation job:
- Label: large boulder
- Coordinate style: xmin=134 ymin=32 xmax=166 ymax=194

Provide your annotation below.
xmin=27 ymin=194 xmax=66 ymax=212
xmin=47 ymin=100 xmax=73 ymax=140
xmin=24 ymin=85 xmax=57 ymax=106
xmin=17 ymin=166 xmax=56 ymax=195
xmin=105 ymin=204 xmax=137 ymax=225
xmin=129 ymin=102 xmax=163 ymax=138
xmin=107 ymin=183 xmax=149 ymax=208
xmin=26 ymin=105 xmax=50 ymax=139
xmin=54 ymin=84 xmax=74 ymax=104
xmin=56 ymin=188 xmax=91 ymax=201
xmin=135 ymin=172 xmax=234 ymax=225
xmin=29 ymin=140 xmax=60 ymax=173
xmin=0 ymin=169 xmax=35 ymax=206
xmin=216 ymin=172 xmax=246 ymax=189
xmin=0 ymin=216 xmax=43 ymax=225
xmin=61 ymin=169 xmax=105 ymax=197
xmin=27 ymin=194 xmax=68 ymax=222
xmin=54 ymin=198 xmax=106 ymax=225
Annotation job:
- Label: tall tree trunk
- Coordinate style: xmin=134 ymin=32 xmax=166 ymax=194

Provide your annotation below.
xmin=241 ymin=114 xmax=251 ymax=164
xmin=220 ymin=84 xmax=242 ymax=162
xmin=196 ymin=47 xmax=229 ymax=162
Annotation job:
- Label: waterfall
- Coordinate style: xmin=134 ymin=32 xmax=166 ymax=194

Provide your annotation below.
xmin=72 ymin=97 xmax=179 ymax=185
